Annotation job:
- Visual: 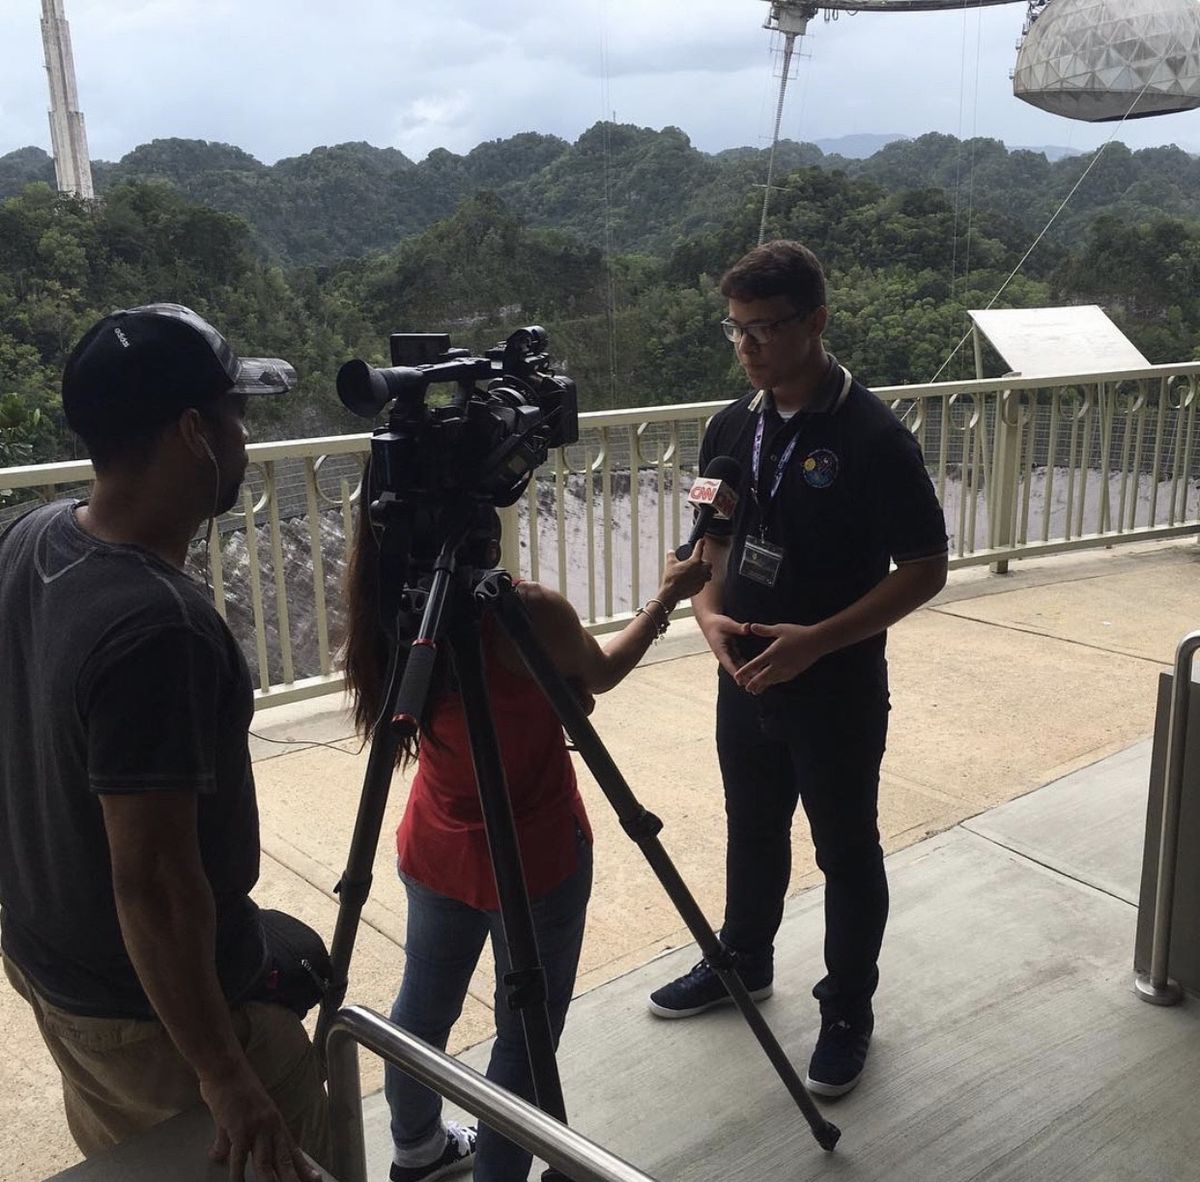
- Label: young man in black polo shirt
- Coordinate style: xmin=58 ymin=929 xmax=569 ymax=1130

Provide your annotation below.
xmin=0 ymin=305 xmax=328 ymax=1179
xmin=648 ymin=241 xmax=948 ymax=1098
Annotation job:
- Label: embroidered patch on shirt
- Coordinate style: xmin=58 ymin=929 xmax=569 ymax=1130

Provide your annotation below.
xmin=802 ymin=448 xmax=839 ymax=489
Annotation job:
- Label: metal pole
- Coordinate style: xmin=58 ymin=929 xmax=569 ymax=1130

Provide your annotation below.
xmin=1135 ymin=630 xmax=1200 ymax=1005
xmin=757 ymin=31 xmax=797 ymax=246
xmin=328 ymin=1015 xmax=368 ymax=1182
xmin=327 ymin=1007 xmax=663 ymax=1182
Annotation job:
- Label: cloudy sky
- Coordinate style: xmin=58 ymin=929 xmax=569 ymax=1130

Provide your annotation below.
xmin=3 ymin=0 xmax=1200 ymax=165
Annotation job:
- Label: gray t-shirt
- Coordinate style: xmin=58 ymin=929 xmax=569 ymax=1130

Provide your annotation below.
xmin=0 ymin=501 xmax=265 ymax=1017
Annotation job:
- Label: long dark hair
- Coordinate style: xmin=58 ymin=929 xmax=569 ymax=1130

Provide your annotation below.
xmin=341 ymin=462 xmax=508 ymax=765
xmin=340 ymin=461 xmax=440 ymax=767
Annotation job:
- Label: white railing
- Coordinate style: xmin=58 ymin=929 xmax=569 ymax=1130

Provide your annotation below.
xmin=2 ymin=362 xmax=1197 ymax=705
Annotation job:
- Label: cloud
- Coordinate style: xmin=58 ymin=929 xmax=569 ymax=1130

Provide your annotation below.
xmin=3 ymin=0 xmax=1199 ymax=167
xmin=391 ymin=92 xmax=477 ymax=158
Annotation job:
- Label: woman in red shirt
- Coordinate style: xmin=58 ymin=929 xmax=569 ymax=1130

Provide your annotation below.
xmin=343 ymin=503 xmax=710 ymax=1182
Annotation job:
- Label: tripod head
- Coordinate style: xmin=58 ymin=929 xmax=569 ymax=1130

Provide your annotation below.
xmin=377 ymin=497 xmax=518 ymax=742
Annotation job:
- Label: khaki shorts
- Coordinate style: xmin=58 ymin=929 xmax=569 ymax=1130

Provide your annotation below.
xmin=3 ymin=955 xmax=331 ymax=1168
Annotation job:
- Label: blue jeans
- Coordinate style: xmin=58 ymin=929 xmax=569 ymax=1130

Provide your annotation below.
xmin=386 ymin=831 xmax=592 ymax=1182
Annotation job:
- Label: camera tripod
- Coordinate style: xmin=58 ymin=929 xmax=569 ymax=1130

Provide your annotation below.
xmin=315 ymin=518 xmax=840 ymax=1181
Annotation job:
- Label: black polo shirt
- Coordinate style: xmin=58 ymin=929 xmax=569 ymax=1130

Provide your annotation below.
xmin=698 ymin=358 xmax=947 ymax=694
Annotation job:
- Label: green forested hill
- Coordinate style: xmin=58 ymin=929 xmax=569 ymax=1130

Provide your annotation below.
xmin=4 ymin=125 xmax=1198 ymax=268
xmin=3 ymin=122 xmax=1199 ymax=472
xmin=0 ymin=126 xmax=822 ymax=264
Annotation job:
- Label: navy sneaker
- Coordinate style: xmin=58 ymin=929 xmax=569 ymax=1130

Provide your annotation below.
xmin=804 ymin=1011 xmax=874 ymax=1097
xmin=647 ymin=954 xmax=773 ymax=1018
xmin=390 ymin=1121 xmax=477 ymax=1182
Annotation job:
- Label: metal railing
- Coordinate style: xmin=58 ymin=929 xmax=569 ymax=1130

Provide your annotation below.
xmin=326 ymin=1006 xmax=660 ymax=1182
xmin=3 ymin=361 xmax=1198 ymax=704
xmin=1135 ymin=629 xmax=1200 ymax=1007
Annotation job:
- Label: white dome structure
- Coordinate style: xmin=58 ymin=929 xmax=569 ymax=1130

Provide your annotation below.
xmin=1013 ymin=0 xmax=1200 ymax=122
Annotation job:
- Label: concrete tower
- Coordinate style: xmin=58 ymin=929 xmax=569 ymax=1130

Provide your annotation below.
xmin=40 ymin=0 xmax=94 ymax=199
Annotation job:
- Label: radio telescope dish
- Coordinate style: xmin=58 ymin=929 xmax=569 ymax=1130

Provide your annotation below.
xmin=762 ymin=0 xmax=1020 ymax=11
xmin=1013 ymin=0 xmax=1200 ymax=122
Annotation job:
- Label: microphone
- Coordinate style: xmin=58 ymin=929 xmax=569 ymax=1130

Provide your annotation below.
xmin=676 ymin=455 xmax=742 ymax=560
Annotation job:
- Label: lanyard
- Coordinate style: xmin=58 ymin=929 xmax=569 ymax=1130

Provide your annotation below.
xmin=749 ymin=363 xmax=851 ymax=520
xmin=751 ymin=410 xmax=807 ymax=516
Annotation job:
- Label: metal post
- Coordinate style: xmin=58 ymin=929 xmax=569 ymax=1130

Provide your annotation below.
xmin=1135 ymin=630 xmax=1200 ymax=1006
xmin=988 ymin=390 xmax=1021 ymax=575
xmin=499 ymin=502 xmax=522 ymax=578
xmin=327 ymin=1017 xmax=368 ymax=1182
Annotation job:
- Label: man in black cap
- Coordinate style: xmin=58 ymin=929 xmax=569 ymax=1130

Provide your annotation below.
xmin=0 ymin=305 xmax=329 ymax=1181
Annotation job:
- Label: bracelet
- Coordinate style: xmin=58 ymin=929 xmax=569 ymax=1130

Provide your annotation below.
xmin=636 ymin=598 xmax=672 ymax=639
xmin=645 ymin=598 xmax=671 ymax=620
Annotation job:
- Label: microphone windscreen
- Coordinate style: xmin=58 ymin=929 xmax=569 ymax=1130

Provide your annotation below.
xmin=703 ymin=454 xmax=742 ymax=486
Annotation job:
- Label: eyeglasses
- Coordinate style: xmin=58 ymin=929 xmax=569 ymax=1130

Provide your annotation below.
xmin=720 ymin=310 xmax=807 ymax=345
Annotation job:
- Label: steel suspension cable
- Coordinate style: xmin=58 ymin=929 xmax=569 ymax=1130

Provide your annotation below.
xmin=926 ymin=69 xmax=1164 ymax=386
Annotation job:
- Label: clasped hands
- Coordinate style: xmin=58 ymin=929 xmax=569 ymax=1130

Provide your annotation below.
xmin=703 ymin=614 xmax=830 ymax=695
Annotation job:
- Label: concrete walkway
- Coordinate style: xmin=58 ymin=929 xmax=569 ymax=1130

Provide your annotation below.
xmin=52 ymin=734 xmax=1192 ymax=1182
xmin=9 ymin=536 xmax=1200 ymax=1179
xmin=356 ymin=736 xmax=1191 ymax=1182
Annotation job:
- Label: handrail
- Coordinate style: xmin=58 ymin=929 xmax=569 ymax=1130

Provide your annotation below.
xmin=6 ymin=363 xmax=1197 ymax=706
xmin=6 ymin=356 xmax=1200 ymax=492
xmin=326 ymin=1006 xmax=662 ymax=1182
xmin=1136 ymin=629 xmax=1200 ymax=1006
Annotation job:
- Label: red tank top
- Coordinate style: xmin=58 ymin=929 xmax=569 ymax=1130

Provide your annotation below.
xmin=396 ymin=624 xmax=591 ymax=910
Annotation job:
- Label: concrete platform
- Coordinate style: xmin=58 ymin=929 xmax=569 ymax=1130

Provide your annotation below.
xmin=48 ymin=728 xmax=1187 ymax=1182
xmin=13 ymin=536 xmax=1200 ymax=1179
xmin=355 ymin=738 xmax=1191 ymax=1182
xmin=964 ymin=739 xmax=1151 ymax=904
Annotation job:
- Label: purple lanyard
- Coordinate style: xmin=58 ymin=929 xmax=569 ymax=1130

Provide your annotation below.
xmin=749 ymin=364 xmax=846 ymax=515
xmin=751 ymin=411 xmax=805 ymax=514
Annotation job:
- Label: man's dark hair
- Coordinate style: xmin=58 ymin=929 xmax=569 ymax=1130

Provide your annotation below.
xmin=77 ymin=419 xmax=175 ymax=474
xmin=720 ymin=240 xmax=827 ymax=316
xmin=77 ymin=404 xmax=218 ymax=474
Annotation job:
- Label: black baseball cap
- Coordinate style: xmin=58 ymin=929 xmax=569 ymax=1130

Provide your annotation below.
xmin=62 ymin=303 xmax=296 ymax=437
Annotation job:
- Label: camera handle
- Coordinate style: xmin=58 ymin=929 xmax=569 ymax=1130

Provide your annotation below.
xmin=486 ymin=575 xmax=841 ymax=1153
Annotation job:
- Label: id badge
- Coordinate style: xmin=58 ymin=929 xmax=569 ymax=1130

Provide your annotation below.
xmin=739 ymin=537 xmax=785 ymax=588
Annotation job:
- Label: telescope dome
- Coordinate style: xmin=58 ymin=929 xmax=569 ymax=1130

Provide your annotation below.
xmin=1013 ymin=0 xmax=1200 ymax=122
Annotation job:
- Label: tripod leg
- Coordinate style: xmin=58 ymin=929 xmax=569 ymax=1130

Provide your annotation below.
xmin=447 ymin=618 xmax=574 ymax=1179
xmin=490 ymin=586 xmax=841 ymax=1152
xmin=319 ymin=535 xmax=465 ymax=1066
xmin=315 ymin=695 xmax=403 ymax=1070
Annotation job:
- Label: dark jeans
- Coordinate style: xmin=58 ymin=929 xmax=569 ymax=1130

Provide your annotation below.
xmin=386 ymin=830 xmax=592 ymax=1182
xmin=716 ymin=670 xmax=889 ymax=1019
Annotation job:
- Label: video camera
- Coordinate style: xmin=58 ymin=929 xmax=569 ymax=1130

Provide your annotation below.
xmin=337 ymin=326 xmax=578 ymax=512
